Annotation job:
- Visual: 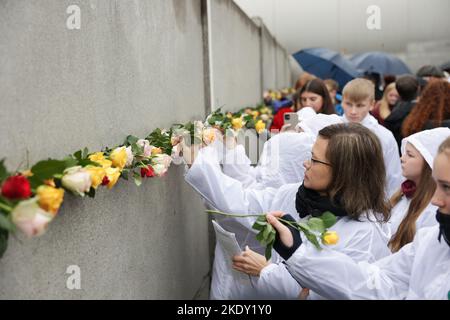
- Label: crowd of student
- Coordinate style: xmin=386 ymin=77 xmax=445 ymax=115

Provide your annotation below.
xmin=181 ymin=65 xmax=450 ymax=300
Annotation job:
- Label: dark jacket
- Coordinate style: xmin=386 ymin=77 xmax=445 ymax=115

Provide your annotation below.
xmin=384 ymin=100 xmax=417 ymax=151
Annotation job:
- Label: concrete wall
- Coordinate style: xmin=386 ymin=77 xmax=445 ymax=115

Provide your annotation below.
xmin=209 ymin=0 xmax=262 ymax=111
xmin=0 ymin=0 xmax=209 ymax=299
xmin=275 ymin=41 xmax=291 ymax=88
xmin=0 ymin=0 xmax=295 ymax=299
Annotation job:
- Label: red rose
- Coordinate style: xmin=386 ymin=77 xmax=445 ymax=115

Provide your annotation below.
xmin=101 ymin=176 xmax=110 ymax=186
xmin=1 ymin=175 xmax=32 ymax=200
xmin=140 ymin=165 xmax=155 ymax=178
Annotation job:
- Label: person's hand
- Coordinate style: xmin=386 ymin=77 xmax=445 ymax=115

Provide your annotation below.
xmin=232 ymin=246 xmax=270 ymax=277
xmin=223 ymin=133 xmax=237 ymax=149
xmin=280 ymin=123 xmax=295 ymax=133
xmin=180 ymin=137 xmax=202 ymax=168
xmin=266 ymin=211 xmax=294 ymax=248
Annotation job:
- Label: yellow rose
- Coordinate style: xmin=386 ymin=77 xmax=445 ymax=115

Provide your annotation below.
xmin=255 ymin=120 xmax=266 ymax=134
xmin=105 ymin=167 xmax=121 ymax=189
xmin=85 ymin=166 xmax=106 ymax=189
xmin=226 ymin=112 xmax=233 ymax=119
xmin=251 ymin=110 xmax=259 ymax=119
xmin=110 ymin=147 xmax=127 ymax=169
xmin=231 ymin=117 xmax=244 ymax=130
xmin=88 ymin=152 xmax=105 ymax=162
xmin=151 ymin=147 xmax=162 ymax=156
xmin=322 ymin=231 xmax=339 ymax=245
xmin=37 ymin=185 xmax=64 ymax=215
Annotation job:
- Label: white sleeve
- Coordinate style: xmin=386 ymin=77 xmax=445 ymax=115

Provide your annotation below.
xmin=285 ymin=234 xmax=416 ymax=300
xmin=185 ymin=146 xmax=279 ymax=229
xmin=255 ymin=263 xmax=302 ymax=299
xmin=222 ymin=145 xmax=261 ymax=189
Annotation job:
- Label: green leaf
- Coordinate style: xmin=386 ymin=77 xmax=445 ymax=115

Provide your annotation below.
xmin=133 ymin=173 xmax=142 ymax=187
xmin=307 ymin=217 xmax=325 ymax=233
xmin=125 ymin=135 xmax=139 ymax=146
xmin=263 ymin=224 xmax=273 ymax=240
xmin=0 ymin=213 xmax=15 ymax=232
xmin=0 ymin=228 xmax=8 ymax=259
xmin=31 ymin=159 xmax=76 ymax=181
xmin=0 ymin=159 xmax=9 ymax=184
xmin=87 ymin=187 xmax=96 ymax=198
xmin=82 ymin=148 xmax=89 ymax=159
xmin=303 ymin=230 xmax=322 ymax=250
xmin=252 ymin=220 xmax=266 ymax=232
xmin=77 ymin=159 xmax=101 ymax=167
xmin=320 ymin=211 xmax=338 ymax=229
xmin=265 ymin=244 xmax=272 ymax=260
xmin=256 ymin=230 xmax=265 ymax=243
xmin=73 ymin=150 xmax=82 ymax=161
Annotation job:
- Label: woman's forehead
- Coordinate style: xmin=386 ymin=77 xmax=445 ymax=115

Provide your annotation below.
xmin=433 ymin=154 xmax=450 ymax=181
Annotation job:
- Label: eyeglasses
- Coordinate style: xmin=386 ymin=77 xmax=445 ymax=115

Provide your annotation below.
xmin=309 ymin=157 xmax=331 ymax=166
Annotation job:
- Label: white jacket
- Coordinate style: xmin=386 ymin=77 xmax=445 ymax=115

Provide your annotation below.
xmin=255 ymin=214 xmax=391 ymax=299
xmin=185 ymin=145 xmax=301 ymax=299
xmin=285 ymin=225 xmax=450 ymax=299
xmin=222 ymin=132 xmax=314 ymax=189
xmin=388 ymin=195 xmax=438 ymax=238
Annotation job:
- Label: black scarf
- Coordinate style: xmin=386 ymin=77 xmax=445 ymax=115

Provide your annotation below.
xmin=436 ymin=210 xmax=450 ymax=247
xmin=295 ymin=184 xmax=348 ymax=218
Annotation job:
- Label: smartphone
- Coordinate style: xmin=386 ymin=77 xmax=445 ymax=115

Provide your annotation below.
xmin=283 ymin=112 xmax=299 ymax=128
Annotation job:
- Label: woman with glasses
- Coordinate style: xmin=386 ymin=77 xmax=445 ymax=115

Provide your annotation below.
xmin=231 ymin=123 xmax=392 ymax=299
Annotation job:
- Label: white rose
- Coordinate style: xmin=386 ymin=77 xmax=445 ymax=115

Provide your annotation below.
xmin=153 ymin=154 xmax=172 ymax=168
xmin=153 ymin=164 xmax=168 ymax=177
xmin=260 ymin=114 xmax=269 ymax=121
xmin=11 ymin=198 xmax=53 ymax=237
xmin=137 ymin=139 xmax=152 ymax=158
xmin=61 ymin=166 xmax=92 ymax=196
xmin=125 ymin=146 xmax=134 ymax=167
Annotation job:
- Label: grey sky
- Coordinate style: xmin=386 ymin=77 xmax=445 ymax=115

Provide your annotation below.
xmin=234 ymin=0 xmax=450 ymax=55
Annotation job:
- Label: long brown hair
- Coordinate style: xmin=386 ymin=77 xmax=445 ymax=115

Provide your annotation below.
xmin=388 ymin=162 xmax=436 ymax=252
xmin=298 ymin=79 xmax=336 ymax=115
xmin=318 ymin=123 xmax=391 ymax=222
xmin=402 ymin=80 xmax=450 ymax=137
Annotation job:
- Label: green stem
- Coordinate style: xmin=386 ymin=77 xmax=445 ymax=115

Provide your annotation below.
xmin=0 ymin=202 xmax=13 ymax=213
xmin=205 ymin=209 xmax=263 ymax=218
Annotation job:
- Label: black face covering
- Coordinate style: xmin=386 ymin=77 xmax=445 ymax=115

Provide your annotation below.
xmin=436 ymin=210 xmax=450 ymax=247
xmin=295 ymin=184 xmax=348 ymax=218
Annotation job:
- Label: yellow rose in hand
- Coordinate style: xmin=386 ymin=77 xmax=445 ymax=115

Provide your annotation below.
xmin=105 ymin=167 xmax=121 ymax=189
xmin=86 ymin=166 xmax=106 ymax=189
xmin=322 ymin=231 xmax=339 ymax=245
xmin=110 ymin=147 xmax=127 ymax=169
xmin=231 ymin=117 xmax=243 ymax=130
xmin=37 ymin=185 xmax=65 ymax=215
xmin=255 ymin=120 xmax=266 ymax=134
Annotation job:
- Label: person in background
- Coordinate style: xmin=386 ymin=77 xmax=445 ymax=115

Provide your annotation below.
xmin=371 ymin=82 xmax=400 ymax=126
xmin=270 ymin=79 xmax=334 ymax=131
xmin=341 ymin=78 xmax=402 ymax=198
xmin=384 ymin=75 xmax=420 ymax=150
xmin=294 ymin=72 xmax=316 ymax=91
xmin=416 ymin=65 xmax=446 ymax=82
xmin=401 ymin=80 xmax=450 ymax=137
xmin=388 ymin=128 xmax=450 ymax=253
xmin=324 ymin=79 xmax=343 ymax=116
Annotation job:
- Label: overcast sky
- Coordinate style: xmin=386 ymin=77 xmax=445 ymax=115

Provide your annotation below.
xmin=234 ymin=0 xmax=450 ymax=55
